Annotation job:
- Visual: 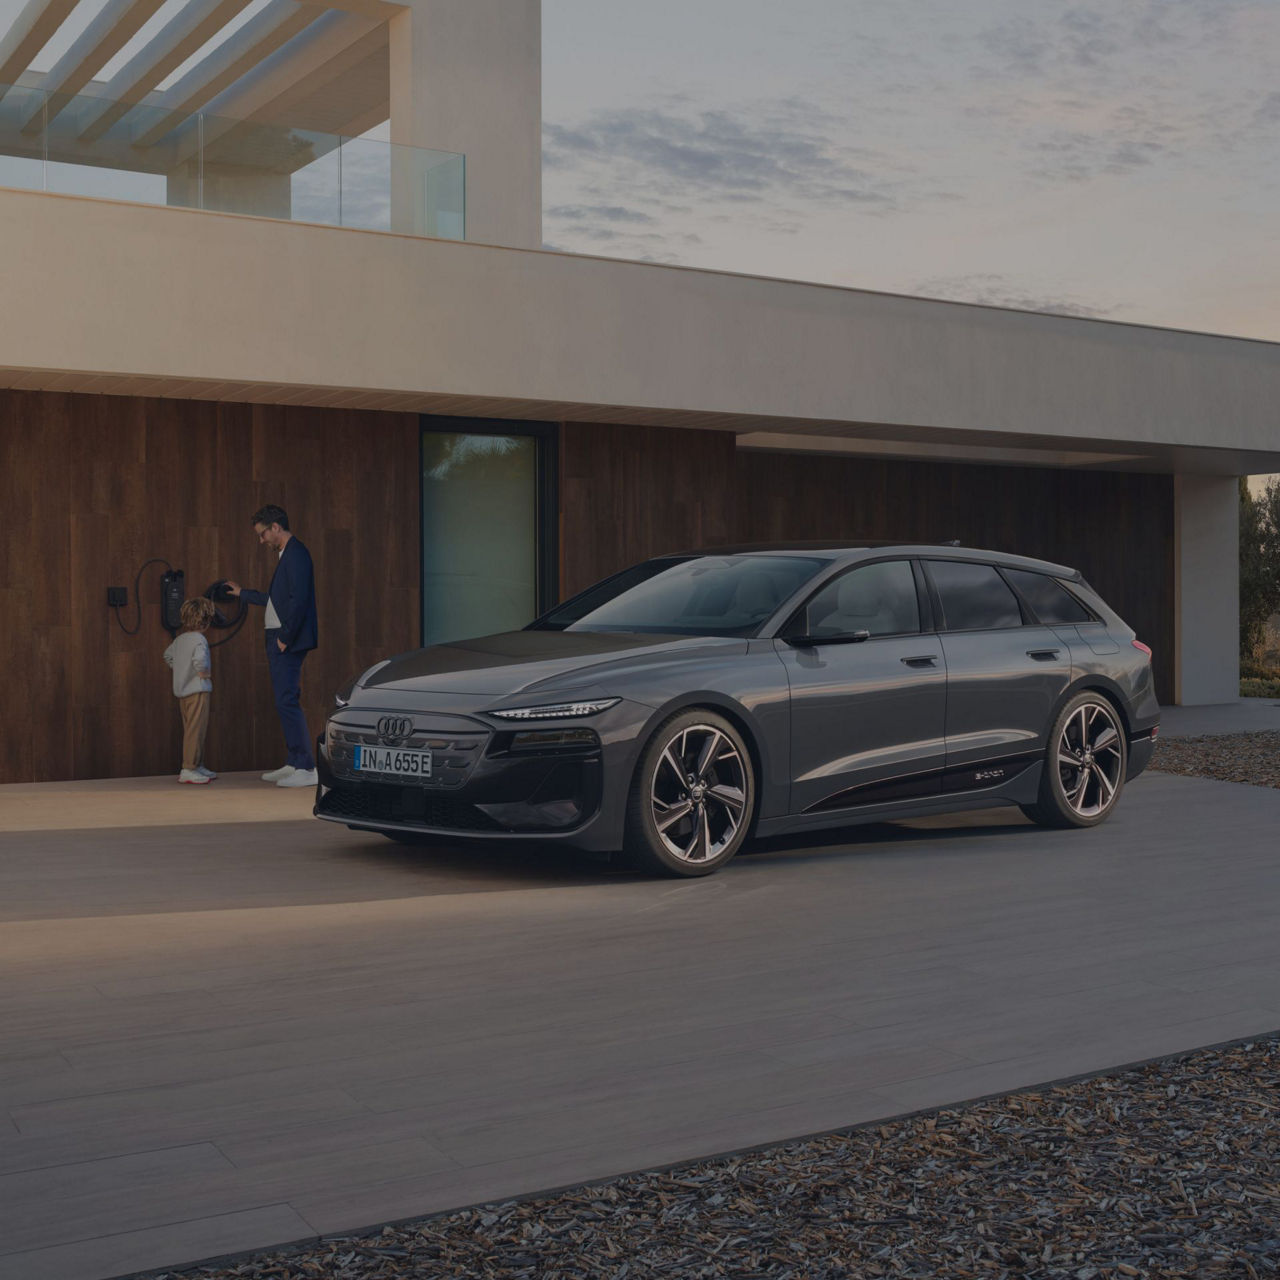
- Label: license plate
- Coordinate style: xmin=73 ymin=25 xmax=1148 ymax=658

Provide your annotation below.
xmin=354 ymin=745 xmax=433 ymax=779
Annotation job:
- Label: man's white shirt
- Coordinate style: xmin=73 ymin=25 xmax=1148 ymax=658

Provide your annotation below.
xmin=264 ymin=544 xmax=283 ymax=629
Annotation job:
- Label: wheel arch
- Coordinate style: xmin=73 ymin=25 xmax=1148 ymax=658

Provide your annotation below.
xmin=634 ymin=692 xmax=769 ymax=832
xmin=1053 ymin=675 xmax=1134 ymax=739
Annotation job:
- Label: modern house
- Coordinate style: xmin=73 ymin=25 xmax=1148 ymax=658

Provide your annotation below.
xmin=2 ymin=0 xmax=1279 ymax=785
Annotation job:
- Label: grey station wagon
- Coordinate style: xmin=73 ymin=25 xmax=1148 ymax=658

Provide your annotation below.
xmin=315 ymin=544 xmax=1160 ymax=876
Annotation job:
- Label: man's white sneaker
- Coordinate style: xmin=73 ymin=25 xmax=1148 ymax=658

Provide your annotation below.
xmin=196 ymin=765 xmax=217 ymax=780
xmin=262 ymin=765 xmax=295 ymax=782
xmin=178 ymin=768 xmax=211 ymax=785
xmin=277 ymin=768 xmax=318 ymax=788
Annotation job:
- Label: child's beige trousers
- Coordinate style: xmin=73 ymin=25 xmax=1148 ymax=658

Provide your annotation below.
xmin=179 ymin=692 xmax=210 ymax=770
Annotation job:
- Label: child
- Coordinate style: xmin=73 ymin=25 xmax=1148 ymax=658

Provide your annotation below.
xmin=164 ymin=597 xmax=216 ymax=784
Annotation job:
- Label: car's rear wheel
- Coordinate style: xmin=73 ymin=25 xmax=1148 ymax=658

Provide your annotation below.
xmin=1022 ymin=692 xmax=1127 ymax=828
xmin=624 ymin=710 xmax=755 ymax=877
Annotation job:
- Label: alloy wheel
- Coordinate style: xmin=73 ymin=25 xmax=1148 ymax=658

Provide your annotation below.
xmin=1056 ymin=701 xmax=1124 ymax=818
xmin=649 ymin=724 xmax=748 ymax=864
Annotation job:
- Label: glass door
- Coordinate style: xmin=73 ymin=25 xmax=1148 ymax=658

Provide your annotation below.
xmin=420 ymin=418 xmax=556 ymax=645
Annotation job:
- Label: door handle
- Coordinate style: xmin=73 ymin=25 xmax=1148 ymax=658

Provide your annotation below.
xmin=1026 ymin=648 xmax=1061 ymax=660
xmin=901 ymin=655 xmax=938 ymax=667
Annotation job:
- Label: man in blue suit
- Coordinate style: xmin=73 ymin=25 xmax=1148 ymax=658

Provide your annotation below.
xmin=226 ymin=504 xmax=319 ymax=788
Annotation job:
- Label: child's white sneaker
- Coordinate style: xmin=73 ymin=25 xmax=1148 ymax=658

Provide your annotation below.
xmin=178 ymin=768 xmax=211 ymax=785
xmin=196 ymin=765 xmax=217 ymax=780
xmin=262 ymin=764 xmax=294 ymax=782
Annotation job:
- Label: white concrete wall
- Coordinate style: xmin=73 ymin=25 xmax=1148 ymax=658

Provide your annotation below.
xmin=2 ymin=188 xmax=1280 ymax=461
xmin=1174 ymin=474 xmax=1241 ymax=705
xmin=389 ymin=0 xmax=540 ymax=249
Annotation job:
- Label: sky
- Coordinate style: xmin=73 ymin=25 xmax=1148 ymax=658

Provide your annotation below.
xmin=541 ymin=0 xmax=1279 ymax=345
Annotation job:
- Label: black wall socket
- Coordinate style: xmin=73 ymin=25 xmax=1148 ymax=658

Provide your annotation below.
xmin=107 ymin=587 xmax=128 ymax=607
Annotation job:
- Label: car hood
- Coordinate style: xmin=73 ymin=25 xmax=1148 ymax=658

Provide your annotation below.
xmin=360 ymin=630 xmax=748 ymax=698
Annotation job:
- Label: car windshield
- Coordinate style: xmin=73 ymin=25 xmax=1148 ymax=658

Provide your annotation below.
xmin=535 ymin=555 xmax=827 ymax=636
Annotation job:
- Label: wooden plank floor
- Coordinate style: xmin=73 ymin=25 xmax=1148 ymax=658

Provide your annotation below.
xmin=1 ymin=771 xmax=1278 ymax=1280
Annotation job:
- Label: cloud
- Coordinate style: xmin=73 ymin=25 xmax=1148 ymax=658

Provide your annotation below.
xmin=543 ymin=103 xmax=904 ymax=210
xmin=541 ymin=96 xmax=956 ymax=263
xmin=1028 ymin=131 xmax=1166 ymax=182
xmin=546 ymin=204 xmax=655 ymax=224
xmin=913 ymin=273 xmax=1117 ymax=319
xmin=1253 ymin=91 xmax=1280 ymax=125
xmin=963 ymin=2 xmax=1280 ymax=184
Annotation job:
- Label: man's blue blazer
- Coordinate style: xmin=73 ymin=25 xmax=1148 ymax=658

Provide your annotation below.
xmin=241 ymin=536 xmax=318 ymax=653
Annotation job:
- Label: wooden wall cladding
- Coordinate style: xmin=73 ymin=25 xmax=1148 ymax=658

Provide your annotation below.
xmin=559 ymin=421 xmax=738 ymax=597
xmin=1 ymin=400 xmax=1178 ymax=785
xmin=0 ymin=390 xmax=420 ymax=783
xmin=735 ymin=450 xmax=1175 ymax=703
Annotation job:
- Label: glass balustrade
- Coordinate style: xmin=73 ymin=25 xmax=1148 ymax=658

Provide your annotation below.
xmin=0 ymin=80 xmax=465 ymax=240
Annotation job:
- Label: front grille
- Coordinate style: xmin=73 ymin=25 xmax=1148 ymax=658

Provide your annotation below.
xmin=319 ymin=783 xmax=504 ymax=832
xmin=325 ymin=726 xmax=487 ymax=789
xmin=331 ymin=729 xmax=482 ymax=753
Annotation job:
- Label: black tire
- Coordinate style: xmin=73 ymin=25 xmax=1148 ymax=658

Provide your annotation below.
xmin=624 ymin=709 xmax=755 ymax=877
xmin=1021 ymin=691 xmax=1128 ymax=829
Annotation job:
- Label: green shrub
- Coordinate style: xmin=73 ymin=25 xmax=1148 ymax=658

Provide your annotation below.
xmin=1240 ymin=677 xmax=1280 ymax=698
xmin=1241 ymin=659 xmax=1280 ymax=681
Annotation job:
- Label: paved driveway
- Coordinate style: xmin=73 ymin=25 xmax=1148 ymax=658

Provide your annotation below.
xmin=1 ymin=769 xmax=1278 ymax=1280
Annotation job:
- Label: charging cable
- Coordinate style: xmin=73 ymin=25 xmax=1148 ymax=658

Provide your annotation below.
xmin=111 ymin=559 xmax=174 ymax=636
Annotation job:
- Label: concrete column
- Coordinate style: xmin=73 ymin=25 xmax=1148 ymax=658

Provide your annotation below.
xmin=1173 ymin=474 xmax=1240 ymax=705
xmin=388 ymin=0 xmax=541 ymax=248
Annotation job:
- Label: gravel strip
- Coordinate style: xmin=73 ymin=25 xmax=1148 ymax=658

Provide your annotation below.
xmin=134 ymin=737 xmax=1280 ymax=1280
xmin=1150 ymin=731 xmax=1280 ymax=789
xmin=141 ymin=1036 xmax=1279 ymax=1280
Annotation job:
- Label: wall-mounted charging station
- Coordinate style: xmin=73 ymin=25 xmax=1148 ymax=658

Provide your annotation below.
xmin=109 ymin=562 xmax=247 ymax=646
xmin=160 ymin=569 xmax=185 ymax=635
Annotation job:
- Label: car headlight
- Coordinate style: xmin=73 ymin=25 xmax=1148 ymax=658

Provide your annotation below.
xmin=490 ymin=698 xmax=620 ymax=721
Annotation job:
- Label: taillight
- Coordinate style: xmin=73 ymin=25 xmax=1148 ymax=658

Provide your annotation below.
xmin=1132 ymin=640 xmax=1152 ymax=659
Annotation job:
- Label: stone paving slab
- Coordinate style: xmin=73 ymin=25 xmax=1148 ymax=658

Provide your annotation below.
xmin=1 ymin=770 xmax=1278 ymax=1280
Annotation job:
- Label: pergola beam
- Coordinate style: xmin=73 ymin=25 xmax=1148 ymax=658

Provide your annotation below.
xmin=315 ymin=0 xmax=403 ymax=16
xmin=76 ymin=0 xmax=257 ymax=143
xmin=129 ymin=0 xmax=324 ymax=148
xmin=165 ymin=12 xmax=382 ymax=165
xmin=0 ymin=0 xmax=79 ymax=102
xmin=20 ymin=0 xmax=170 ymax=133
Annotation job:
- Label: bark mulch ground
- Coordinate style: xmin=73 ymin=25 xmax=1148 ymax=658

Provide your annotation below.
xmin=143 ymin=1036 xmax=1279 ymax=1280
xmin=137 ymin=734 xmax=1280 ymax=1280
xmin=1150 ymin=731 xmax=1280 ymax=790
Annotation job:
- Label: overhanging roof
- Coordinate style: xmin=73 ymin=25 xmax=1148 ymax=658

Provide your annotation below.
xmin=2 ymin=182 xmax=1278 ymax=481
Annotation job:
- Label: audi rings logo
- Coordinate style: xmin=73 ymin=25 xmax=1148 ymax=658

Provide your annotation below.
xmin=376 ymin=715 xmax=414 ymax=744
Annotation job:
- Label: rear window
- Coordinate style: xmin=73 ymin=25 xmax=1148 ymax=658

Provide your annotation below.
xmin=927 ymin=560 xmax=1023 ymax=631
xmin=1003 ymin=569 xmax=1093 ymax=624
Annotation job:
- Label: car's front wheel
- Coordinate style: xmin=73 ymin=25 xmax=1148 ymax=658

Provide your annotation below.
xmin=1022 ymin=692 xmax=1127 ymax=828
xmin=624 ymin=709 xmax=755 ymax=877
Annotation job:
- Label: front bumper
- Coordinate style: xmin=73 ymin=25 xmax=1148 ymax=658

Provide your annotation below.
xmin=313 ymin=703 xmax=642 ymax=849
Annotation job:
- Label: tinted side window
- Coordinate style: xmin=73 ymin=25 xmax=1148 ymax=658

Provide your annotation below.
xmin=803 ymin=560 xmax=920 ymax=638
xmin=927 ymin=561 xmax=1022 ymax=631
xmin=1003 ymin=568 xmax=1093 ymax=624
